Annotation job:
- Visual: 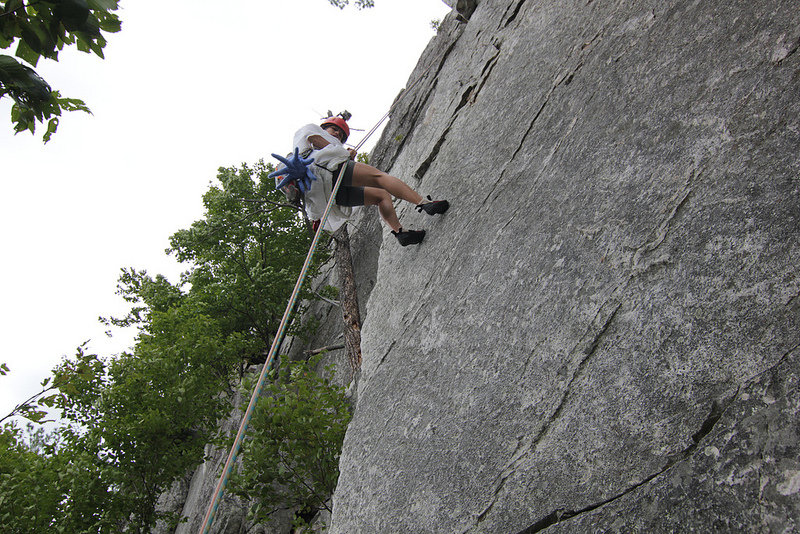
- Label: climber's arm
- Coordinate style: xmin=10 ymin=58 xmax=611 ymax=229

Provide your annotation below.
xmin=308 ymin=135 xmax=329 ymax=150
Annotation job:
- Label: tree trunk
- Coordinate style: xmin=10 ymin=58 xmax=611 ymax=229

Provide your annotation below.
xmin=332 ymin=225 xmax=362 ymax=375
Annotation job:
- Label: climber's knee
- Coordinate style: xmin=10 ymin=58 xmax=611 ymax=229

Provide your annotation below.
xmin=363 ymin=187 xmax=391 ymax=207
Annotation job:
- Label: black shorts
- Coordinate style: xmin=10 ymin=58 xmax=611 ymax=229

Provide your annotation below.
xmin=333 ymin=160 xmax=365 ymax=207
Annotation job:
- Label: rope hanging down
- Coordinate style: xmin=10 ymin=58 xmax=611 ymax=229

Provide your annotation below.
xmin=198 ymin=162 xmax=347 ymax=534
xmin=199 ymin=63 xmax=435 ymax=533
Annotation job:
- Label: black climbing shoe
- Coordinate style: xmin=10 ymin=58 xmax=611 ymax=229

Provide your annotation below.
xmin=416 ymin=195 xmax=450 ymax=215
xmin=392 ymin=228 xmax=425 ymax=246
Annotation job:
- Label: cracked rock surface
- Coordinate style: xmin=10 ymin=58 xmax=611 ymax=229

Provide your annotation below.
xmin=329 ymin=0 xmax=800 ymax=532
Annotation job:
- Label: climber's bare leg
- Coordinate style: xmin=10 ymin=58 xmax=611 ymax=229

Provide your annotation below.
xmin=363 ymin=187 xmax=402 ymax=233
xmin=352 ymin=162 xmax=424 ymax=205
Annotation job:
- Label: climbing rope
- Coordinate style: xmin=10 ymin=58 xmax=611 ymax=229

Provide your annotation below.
xmin=198 ymin=161 xmax=349 ymax=534
xmin=199 ymin=63 xmax=436 ymax=533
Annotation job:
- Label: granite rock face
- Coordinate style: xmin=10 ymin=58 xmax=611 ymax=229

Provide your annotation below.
xmin=329 ymin=1 xmax=800 ymax=533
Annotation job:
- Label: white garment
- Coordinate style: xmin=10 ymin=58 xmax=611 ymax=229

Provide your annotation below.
xmin=292 ymin=123 xmax=361 ymax=232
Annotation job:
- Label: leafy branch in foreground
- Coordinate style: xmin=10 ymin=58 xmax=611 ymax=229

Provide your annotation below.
xmin=0 ymin=342 xmax=100 ymax=425
xmin=231 ymin=356 xmax=352 ymax=526
xmin=0 ymin=372 xmax=58 ymax=425
xmin=0 ymin=0 xmax=121 ymax=141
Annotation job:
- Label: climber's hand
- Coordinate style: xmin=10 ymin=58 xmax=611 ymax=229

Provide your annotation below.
xmin=269 ymin=148 xmax=317 ymax=190
xmin=294 ymin=174 xmax=313 ymax=194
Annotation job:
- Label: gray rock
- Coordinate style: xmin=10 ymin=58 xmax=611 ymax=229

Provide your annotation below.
xmin=329 ymin=0 xmax=800 ymax=532
xmin=540 ymin=349 xmax=800 ymax=533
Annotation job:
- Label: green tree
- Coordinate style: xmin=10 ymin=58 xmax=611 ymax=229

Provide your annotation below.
xmin=166 ymin=160 xmax=324 ymax=354
xmin=0 ymin=424 xmax=64 ymax=533
xmin=0 ymin=346 xmax=115 ymax=533
xmin=231 ymin=357 xmax=352 ymax=526
xmin=95 ymin=307 xmax=246 ymax=530
xmin=87 ymin=161 xmax=320 ymax=531
xmin=0 ymin=0 xmax=121 ymax=141
xmin=1 ymin=161 xmax=337 ymax=532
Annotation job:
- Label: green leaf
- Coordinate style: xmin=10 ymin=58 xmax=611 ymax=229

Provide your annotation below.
xmin=87 ymin=0 xmax=120 ymax=10
xmin=98 ymin=16 xmax=121 ymax=33
xmin=39 ymin=394 xmax=59 ymax=408
xmin=87 ymin=38 xmax=103 ymax=58
xmin=56 ymin=0 xmax=91 ymax=30
xmin=19 ymin=23 xmax=43 ymax=55
xmin=15 ymin=38 xmax=41 ymax=67
xmin=43 ymin=116 xmax=58 ymax=142
xmin=23 ymin=409 xmax=47 ymax=422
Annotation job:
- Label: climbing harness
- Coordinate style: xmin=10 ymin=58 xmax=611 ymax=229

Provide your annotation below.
xmin=199 ymin=61 xmax=439 ymax=534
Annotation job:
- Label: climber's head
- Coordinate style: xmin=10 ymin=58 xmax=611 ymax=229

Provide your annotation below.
xmin=321 ymin=116 xmax=350 ymax=143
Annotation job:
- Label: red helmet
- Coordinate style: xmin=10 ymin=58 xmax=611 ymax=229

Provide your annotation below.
xmin=320 ymin=116 xmax=350 ymax=142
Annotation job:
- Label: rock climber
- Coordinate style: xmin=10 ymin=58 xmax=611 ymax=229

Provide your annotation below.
xmin=271 ymin=115 xmax=449 ymax=246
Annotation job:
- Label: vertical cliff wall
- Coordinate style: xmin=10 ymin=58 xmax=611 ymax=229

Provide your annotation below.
xmin=330 ymin=1 xmax=800 ymax=532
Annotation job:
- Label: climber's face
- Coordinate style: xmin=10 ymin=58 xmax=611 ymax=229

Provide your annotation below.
xmin=325 ymin=125 xmax=346 ymax=143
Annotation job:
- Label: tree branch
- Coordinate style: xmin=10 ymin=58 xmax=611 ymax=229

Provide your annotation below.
xmin=275 ymin=448 xmax=331 ymax=512
xmin=304 ymin=344 xmax=345 ymax=357
xmin=312 ymin=291 xmax=340 ymax=307
xmin=0 ymin=383 xmax=57 ymax=424
xmin=0 ymin=1 xmax=44 ymax=19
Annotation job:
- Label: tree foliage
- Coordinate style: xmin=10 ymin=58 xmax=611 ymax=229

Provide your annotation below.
xmin=231 ymin=357 xmax=352 ymax=525
xmin=167 ymin=161 xmax=322 ymax=351
xmin=0 ymin=424 xmax=64 ymax=532
xmin=0 ymin=0 xmax=121 ymax=141
xmin=1 ymin=161 xmax=339 ymax=532
xmin=0 ymin=346 xmax=117 ymax=533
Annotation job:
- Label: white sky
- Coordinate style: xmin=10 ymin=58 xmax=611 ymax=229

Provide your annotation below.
xmin=0 ymin=0 xmax=450 ymax=419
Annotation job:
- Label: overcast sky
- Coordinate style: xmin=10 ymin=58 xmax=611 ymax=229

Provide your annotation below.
xmin=0 ymin=0 xmax=450 ymax=419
